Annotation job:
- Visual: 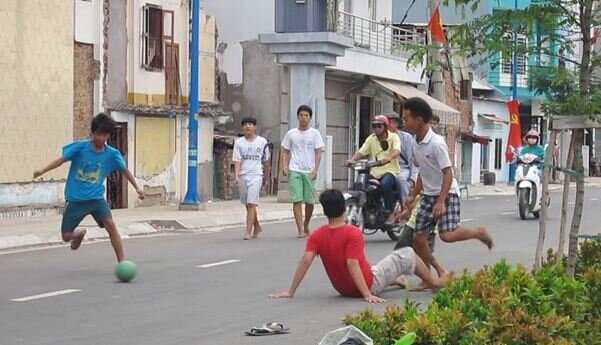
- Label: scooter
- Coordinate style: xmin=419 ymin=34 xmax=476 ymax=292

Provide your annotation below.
xmin=514 ymin=152 xmax=544 ymax=220
xmin=343 ymin=142 xmax=403 ymax=240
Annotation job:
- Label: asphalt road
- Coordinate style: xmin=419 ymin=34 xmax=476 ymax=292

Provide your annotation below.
xmin=1 ymin=188 xmax=600 ymax=345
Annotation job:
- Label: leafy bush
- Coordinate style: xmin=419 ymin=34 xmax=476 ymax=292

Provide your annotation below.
xmin=343 ymin=239 xmax=601 ymax=345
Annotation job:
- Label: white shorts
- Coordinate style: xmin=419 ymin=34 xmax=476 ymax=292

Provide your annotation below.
xmin=370 ymin=247 xmax=417 ymax=295
xmin=239 ymin=175 xmax=263 ymax=205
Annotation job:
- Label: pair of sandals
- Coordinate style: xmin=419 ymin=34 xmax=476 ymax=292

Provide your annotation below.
xmin=245 ymin=322 xmax=289 ymax=336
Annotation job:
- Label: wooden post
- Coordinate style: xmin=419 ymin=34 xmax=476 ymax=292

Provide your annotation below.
xmin=534 ymin=128 xmax=557 ymax=269
xmin=558 ymin=132 xmax=575 ymax=257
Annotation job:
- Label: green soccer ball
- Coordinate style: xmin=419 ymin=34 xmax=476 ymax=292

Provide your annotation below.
xmin=115 ymin=260 xmax=137 ymax=283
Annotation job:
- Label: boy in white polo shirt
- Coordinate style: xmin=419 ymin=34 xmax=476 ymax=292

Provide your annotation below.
xmin=401 ymin=97 xmax=493 ymax=289
xmin=233 ymin=117 xmax=271 ymax=240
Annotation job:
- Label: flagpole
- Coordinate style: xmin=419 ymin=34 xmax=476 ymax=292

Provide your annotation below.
xmin=508 ymin=0 xmax=518 ymax=186
xmin=428 ymin=0 xmax=445 ymax=102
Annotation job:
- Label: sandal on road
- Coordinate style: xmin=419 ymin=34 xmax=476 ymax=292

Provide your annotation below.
xmin=245 ymin=322 xmax=290 ymax=336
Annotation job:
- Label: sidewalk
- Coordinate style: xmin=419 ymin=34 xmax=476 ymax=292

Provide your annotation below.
xmin=2 ymin=177 xmax=601 ymax=251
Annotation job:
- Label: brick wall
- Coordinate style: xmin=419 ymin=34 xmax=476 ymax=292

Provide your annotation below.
xmin=443 ymin=69 xmax=473 ymax=165
xmin=73 ymin=42 xmax=100 ymax=139
xmin=213 ymin=141 xmax=236 ymax=200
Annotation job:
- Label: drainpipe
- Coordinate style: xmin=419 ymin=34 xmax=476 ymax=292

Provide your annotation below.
xmin=181 ymin=0 xmax=201 ymax=207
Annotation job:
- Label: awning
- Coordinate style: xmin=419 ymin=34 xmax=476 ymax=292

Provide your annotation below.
xmin=479 ymin=113 xmax=509 ymax=124
xmin=461 ymin=131 xmax=492 ymax=145
xmin=371 ymin=78 xmax=460 ymax=124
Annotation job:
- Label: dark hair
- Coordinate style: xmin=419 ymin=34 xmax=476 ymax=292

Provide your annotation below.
xmin=241 ymin=117 xmax=257 ymax=126
xmin=431 ymin=114 xmax=440 ymax=124
xmin=403 ymin=97 xmax=433 ymax=123
xmin=319 ymin=189 xmax=346 ymax=218
xmin=297 ymin=105 xmax=313 ymax=118
xmin=91 ymin=112 xmax=116 ymax=134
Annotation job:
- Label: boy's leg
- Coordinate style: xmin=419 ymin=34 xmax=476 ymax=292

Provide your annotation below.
xmin=243 ymin=176 xmax=262 ymax=239
xmin=413 ymin=196 xmax=437 ymax=269
xmin=60 ymin=201 xmax=88 ymax=250
xmin=91 ymin=200 xmax=123 ymax=262
xmin=438 ymin=194 xmax=493 ymax=249
xmin=239 ymin=177 xmax=253 ymax=239
xmin=245 ymin=204 xmax=258 ymax=240
xmin=412 ymin=252 xmax=450 ymax=290
xmin=288 ymin=172 xmax=306 ymax=237
xmin=302 ymin=173 xmax=316 ymax=236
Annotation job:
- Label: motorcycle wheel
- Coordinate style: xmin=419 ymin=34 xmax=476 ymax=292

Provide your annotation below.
xmin=518 ymin=189 xmax=529 ymax=220
xmin=345 ymin=198 xmax=364 ymax=229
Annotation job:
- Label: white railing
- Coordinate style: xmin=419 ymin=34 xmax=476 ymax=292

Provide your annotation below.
xmin=336 ymin=11 xmax=425 ymax=57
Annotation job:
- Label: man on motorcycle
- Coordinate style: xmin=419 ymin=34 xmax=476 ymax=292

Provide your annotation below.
xmin=385 ymin=112 xmax=418 ymax=204
xmin=347 ymin=115 xmax=401 ymax=224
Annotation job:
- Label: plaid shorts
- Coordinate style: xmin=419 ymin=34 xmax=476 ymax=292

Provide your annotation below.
xmin=415 ymin=194 xmax=461 ymax=233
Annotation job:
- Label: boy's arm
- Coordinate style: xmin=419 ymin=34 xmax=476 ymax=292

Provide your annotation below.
xmin=346 ymin=259 xmax=386 ymax=303
xmin=234 ymin=161 xmax=241 ymax=184
xmin=33 ymin=157 xmax=66 ymax=178
xmin=311 ymin=148 xmax=322 ymax=179
xmin=262 ymin=159 xmax=271 ymax=189
xmin=405 ymin=174 xmax=423 ymax=209
xmin=269 ymin=251 xmax=316 ymax=298
xmin=280 ymin=149 xmax=290 ymax=176
xmin=122 ymin=169 xmax=145 ymax=199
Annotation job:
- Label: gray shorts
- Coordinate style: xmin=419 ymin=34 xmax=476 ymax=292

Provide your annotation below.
xmin=370 ymin=247 xmax=417 ymax=295
xmin=239 ymin=175 xmax=262 ymax=205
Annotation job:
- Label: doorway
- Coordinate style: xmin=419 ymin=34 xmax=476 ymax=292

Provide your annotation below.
xmin=107 ymin=122 xmax=128 ymax=209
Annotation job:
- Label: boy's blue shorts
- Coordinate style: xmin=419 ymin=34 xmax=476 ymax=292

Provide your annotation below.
xmin=61 ymin=200 xmax=112 ymax=233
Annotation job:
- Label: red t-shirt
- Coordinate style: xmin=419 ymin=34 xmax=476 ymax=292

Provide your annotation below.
xmin=305 ymin=224 xmax=374 ymax=297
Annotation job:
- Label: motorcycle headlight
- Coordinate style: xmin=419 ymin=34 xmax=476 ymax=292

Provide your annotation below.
xmin=519 ymin=154 xmax=535 ymax=164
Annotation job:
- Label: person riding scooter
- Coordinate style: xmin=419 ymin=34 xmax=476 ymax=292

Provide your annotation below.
xmin=519 ymin=129 xmax=545 ymax=165
xmin=385 ymin=112 xmax=418 ymax=205
xmin=347 ymin=115 xmax=401 ymax=225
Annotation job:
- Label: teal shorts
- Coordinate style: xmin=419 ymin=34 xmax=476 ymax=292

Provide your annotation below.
xmin=61 ymin=200 xmax=112 ymax=233
xmin=288 ymin=171 xmax=316 ymax=204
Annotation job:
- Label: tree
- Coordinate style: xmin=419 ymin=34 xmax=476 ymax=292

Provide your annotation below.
xmin=406 ymin=0 xmax=601 ymax=275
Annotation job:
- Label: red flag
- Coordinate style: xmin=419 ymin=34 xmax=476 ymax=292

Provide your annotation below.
xmin=505 ymin=100 xmax=522 ymax=162
xmin=428 ymin=6 xmax=447 ymax=44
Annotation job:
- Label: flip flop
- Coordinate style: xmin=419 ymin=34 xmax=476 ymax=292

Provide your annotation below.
xmin=245 ymin=322 xmax=290 ymax=336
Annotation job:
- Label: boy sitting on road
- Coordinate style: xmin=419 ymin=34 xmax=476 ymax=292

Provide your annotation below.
xmin=269 ymin=189 xmax=451 ymax=303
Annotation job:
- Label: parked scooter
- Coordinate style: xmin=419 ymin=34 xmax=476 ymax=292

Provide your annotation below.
xmin=514 ymin=152 xmax=545 ymax=220
xmin=343 ymin=141 xmax=403 ymax=240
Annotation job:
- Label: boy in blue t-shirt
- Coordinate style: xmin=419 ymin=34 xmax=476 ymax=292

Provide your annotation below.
xmin=33 ymin=113 xmax=144 ymax=262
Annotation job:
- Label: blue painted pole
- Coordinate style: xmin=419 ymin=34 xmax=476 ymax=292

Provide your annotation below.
xmin=182 ymin=0 xmax=201 ymax=205
xmin=508 ymin=0 xmax=518 ymax=185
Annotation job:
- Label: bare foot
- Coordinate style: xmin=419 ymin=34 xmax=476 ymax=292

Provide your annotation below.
xmin=252 ymin=226 xmax=262 ymax=239
xmin=243 ymin=232 xmax=252 ymax=240
xmin=70 ymin=229 xmax=87 ymax=250
xmin=296 ymin=234 xmax=306 ymax=239
xmin=303 ymin=225 xmax=311 ymax=237
xmin=477 ymin=227 xmax=494 ymax=249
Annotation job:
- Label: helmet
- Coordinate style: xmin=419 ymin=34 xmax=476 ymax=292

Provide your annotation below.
xmin=372 ymin=115 xmax=390 ymax=127
xmin=384 ymin=112 xmax=401 ymax=120
xmin=525 ymin=129 xmax=539 ymax=144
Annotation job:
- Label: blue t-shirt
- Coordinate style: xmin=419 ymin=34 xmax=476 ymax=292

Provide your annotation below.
xmin=63 ymin=140 xmax=126 ymax=201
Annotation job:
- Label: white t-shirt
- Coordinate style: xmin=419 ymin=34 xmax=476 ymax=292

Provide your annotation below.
xmin=281 ymin=128 xmax=325 ymax=173
xmin=232 ymin=135 xmax=270 ymax=176
xmin=413 ymin=128 xmax=460 ymax=196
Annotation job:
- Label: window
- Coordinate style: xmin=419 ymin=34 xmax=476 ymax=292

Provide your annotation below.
xmin=494 ymin=138 xmax=503 ymax=170
xmin=143 ymin=5 xmax=163 ymax=69
xmin=460 ymin=80 xmax=471 ymax=101
xmin=501 ymin=33 xmax=527 ymax=75
xmin=480 ymin=144 xmax=489 ymax=171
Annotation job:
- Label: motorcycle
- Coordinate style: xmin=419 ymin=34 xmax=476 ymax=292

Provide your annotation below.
xmin=514 ymin=152 xmax=545 ymax=220
xmin=343 ymin=146 xmax=403 ymax=240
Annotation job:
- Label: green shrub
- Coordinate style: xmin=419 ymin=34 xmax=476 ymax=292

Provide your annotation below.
xmin=343 ymin=238 xmax=601 ymax=345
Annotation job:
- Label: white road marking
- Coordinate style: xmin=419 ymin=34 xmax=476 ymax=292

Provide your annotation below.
xmin=197 ymin=259 xmax=240 ymax=268
xmin=11 ymin=289 xmax=81 ymax=302
xmin=591 ymin=198 xmax=599 ymax=201
xmin=501 ymin=211 xmax=515 ymax=215
xmin=462 ymin=218 xmax=475 ymax=222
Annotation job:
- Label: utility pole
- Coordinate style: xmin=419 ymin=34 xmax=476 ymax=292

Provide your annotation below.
xmin=429 ymin=0 xmax=445 ymax=102
xmin=180 ymin=0 xmax=201 ymax=209
xmin=508 ymin=0 xmax=519 ymax=186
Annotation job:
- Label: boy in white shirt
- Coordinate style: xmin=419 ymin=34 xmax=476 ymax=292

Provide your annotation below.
xmin=233 ymin=117 xmax=271 ymax=240
xmin=402 ymin=97 xmax=493 ymax=289
xmin=281 ymin=105 xmax=325 ymax=238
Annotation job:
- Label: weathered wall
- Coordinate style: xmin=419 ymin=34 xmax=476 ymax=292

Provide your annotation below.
xmin=0 ymin=0 xmax=74 ymax=183
xmin=74 ymin=43 xmax=100 ymax=139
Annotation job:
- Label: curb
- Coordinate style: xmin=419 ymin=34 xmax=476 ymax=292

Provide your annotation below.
xmin=0 ymin=212 xmax=325 ymax=252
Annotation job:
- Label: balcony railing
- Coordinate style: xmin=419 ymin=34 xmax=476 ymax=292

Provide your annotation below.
xmin=335 ymin=11 xmax=425 ymax=57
